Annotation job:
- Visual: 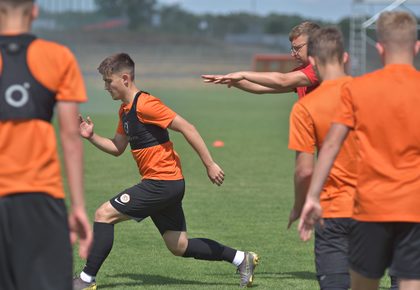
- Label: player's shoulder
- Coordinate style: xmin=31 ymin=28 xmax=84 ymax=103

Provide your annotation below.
xmin=291 ymin=98 xmax=309 ymax=118
xmin=137 ymin=91 xmax=161 ymax=111
xmin=118 ymin=103 xmax=126 ymax=115
xmin=140 ymin=91 xmax=167 ymax=105
xmin=33 ymin=38 xmax=66 ymax=49
xmin=298 ymin=80 xmax=327 ymax=106
xmin=138 ymin=90 xmax=157 ymax=103
xmin=31 ymin=38 xmax=76 ymax=62
xmin=351 ymin=68 xmax=385 ymax=87
xmin=300 ymin=76 xmax=352 ymax=107
xmin=140 ymin=90 xmax=152 ymax=98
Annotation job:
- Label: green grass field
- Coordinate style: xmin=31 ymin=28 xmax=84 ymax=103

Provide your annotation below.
xmin=70 ymin=82 xmax=392 ymax=289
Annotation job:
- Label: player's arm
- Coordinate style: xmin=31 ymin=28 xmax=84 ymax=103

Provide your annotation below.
xmin=202 ymin=74 xmax=287 ymax=94
xmin=57 ymin=102 xmax=92 ymax=259
xmin=231 ymin=79 xmax=291 ymax=94
xmin=168 ymin=115 xmax=224 ymax=186
xmin=79 ymin=115 xmax=128 ymax=156
xmin=240 ymin=71 xmax=311 ymax=91
xmin=203 ymin=70 xmax=312 ymax=93
xmin=298 ymin=123 xmax=350 ymax=241
xmin=288 ymin=151 xmax=314 ymax=229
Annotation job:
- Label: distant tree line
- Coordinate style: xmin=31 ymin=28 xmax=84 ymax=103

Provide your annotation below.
xmin=39 ymin=0 xmax=351 ymax=43
xmin=94 ymin=0 xmax=350 ymax=35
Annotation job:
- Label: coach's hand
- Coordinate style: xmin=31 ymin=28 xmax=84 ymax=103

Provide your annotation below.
xmin=79 ymin=114 xmax=94 ymax=139
xmin=215 ymin=73 xmax=244 ymax=87
xmin=206 ymin=162 xmax=225 ymax=186
xmin=298 ymin=196 xmax=323 ymax=241
xmin=202 ymin=74 xmax=223 ymax=84
xmin=202 ymin=73 xmax=244 ymax=88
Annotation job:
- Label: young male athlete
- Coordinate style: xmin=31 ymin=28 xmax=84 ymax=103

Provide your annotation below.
xmin=73 ymin=53 xmax=259 ymax=290
xmin=0 ymin=0 xmax=92 ymax=289
xmin=288 ymin=27 xmax=357 ymax=290
xmin=298 ymin=11 xmax=420 ymax=290
xmin=202 ymin=21 xmax=320 ymax=99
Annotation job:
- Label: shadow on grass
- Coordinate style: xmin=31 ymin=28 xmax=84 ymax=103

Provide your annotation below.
xmin=99 ymin=273 xmax=237 ymax=289
xmin=254 ymin=272 xmax=390 ymax=290
xmin=209 ymin=270 xmax=316 ymax=281
xmin=256 ymin=271 xmax=316 ymax=281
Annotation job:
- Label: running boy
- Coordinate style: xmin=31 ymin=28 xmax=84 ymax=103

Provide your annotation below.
xmin=73 ymin=53 xmax=259 ymax=290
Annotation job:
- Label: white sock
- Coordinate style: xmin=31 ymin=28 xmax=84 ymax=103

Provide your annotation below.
xmin=80 ymin=271 xmax=95 ymax=283
xmin=232 ymin=251 xmax=245 ymax=267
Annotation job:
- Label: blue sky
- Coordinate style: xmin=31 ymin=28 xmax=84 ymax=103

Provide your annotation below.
xmin=158 ymin=0 xmax=420 ymax=22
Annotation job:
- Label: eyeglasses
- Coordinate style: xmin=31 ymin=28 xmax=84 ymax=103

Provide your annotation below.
xmin=291 ymin=43 xmax=306 ymax=54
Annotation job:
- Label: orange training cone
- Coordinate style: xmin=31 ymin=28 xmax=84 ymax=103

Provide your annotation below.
xmin=212 ymin=140 xmax=225 ymax=148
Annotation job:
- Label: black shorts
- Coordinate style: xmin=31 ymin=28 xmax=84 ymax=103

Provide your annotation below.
xmin=315 ymin=218 xmax=356 ymax=289
xmin=349 ymin=221 xmax=420 ymax=280
xmin=110 ymin=179 xmax=186 ymax=235
xmin=0 ymin=193 xmax=72 ymax=290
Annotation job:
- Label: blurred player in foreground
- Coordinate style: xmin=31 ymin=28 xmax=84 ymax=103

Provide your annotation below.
xmin=298 ymin=11 xmax=420 ymax=290
xmin=0 ymin=0 xmax=92 ymax=289
xmin=288 ymin=26 xmax=357 ymax=290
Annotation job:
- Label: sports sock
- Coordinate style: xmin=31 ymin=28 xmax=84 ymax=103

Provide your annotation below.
xmin=80 ymin=271 xmax=95 ymax=283
xmin=232 ymin=251 xmax=245 ymax=267
xmin=83 ymin=222 xmax=114 ymax=276
xmin=182 ymin=238 xmax=237 ymax=262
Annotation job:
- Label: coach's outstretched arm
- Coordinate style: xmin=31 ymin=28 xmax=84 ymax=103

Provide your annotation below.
xmin=202 ymin=70 xmax=312 ymax=94
xmin=298 ymin=123 xmax=350 ymax=241
xmin=79 ymin=115 xmax=128 ymax=157
xmin=203 ymin=74 xmax=282 ymax=94
xmin=169 ymin=115 xmax=225 ymax=186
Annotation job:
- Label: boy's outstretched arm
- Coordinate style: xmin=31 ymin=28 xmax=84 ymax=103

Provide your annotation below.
xmin=168 ymin=115 xmax=224 ymax=186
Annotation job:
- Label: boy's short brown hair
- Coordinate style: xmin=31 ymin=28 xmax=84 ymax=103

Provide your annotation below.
xmin=377 ymin=11 xmax=417 ymax=50
xmin=308 ymin=27 xmax=345 ymax=65
xmin=98 ymin=53 xmax=135 ymax=81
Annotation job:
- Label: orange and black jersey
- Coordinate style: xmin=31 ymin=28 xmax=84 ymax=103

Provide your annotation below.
xmin=0 ymin=34 xmax=87 ymax=198
xmin=117 ymin=91 xmax=183 ymax=180
xmin=0 ymin=35 xmax=56 ymax=122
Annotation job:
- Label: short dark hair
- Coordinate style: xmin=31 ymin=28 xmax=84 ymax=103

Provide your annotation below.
xmin=289 ymin=21 xmax=320 ymax=41
xmin=307 ymin=27 xmax=345 ymax=65
xmin=97 ymin=53 xmax=135 ymax=81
